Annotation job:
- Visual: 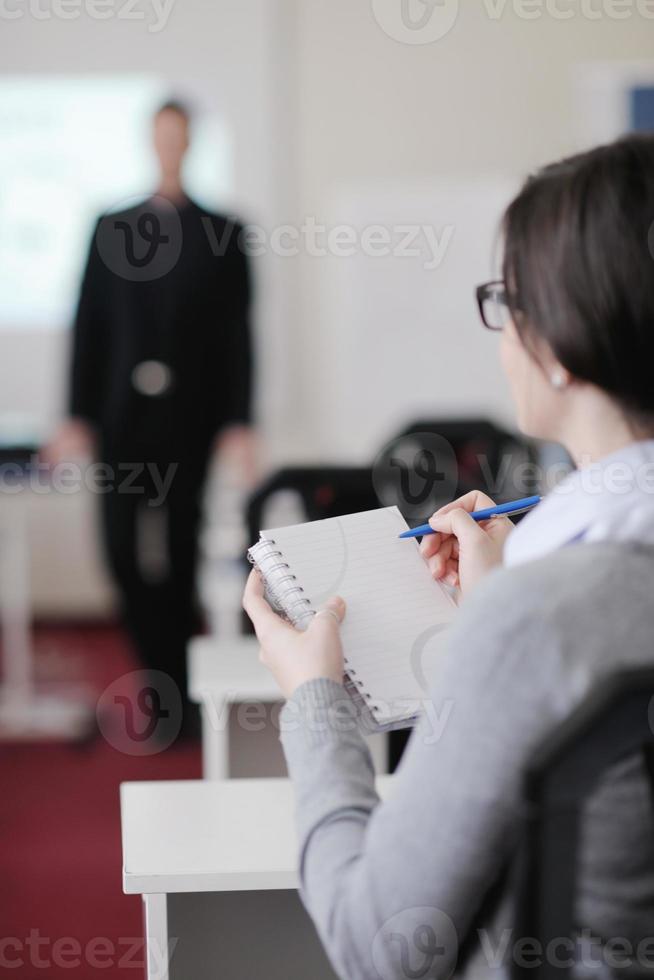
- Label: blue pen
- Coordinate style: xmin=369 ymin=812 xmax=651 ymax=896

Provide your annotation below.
xmin=398 ymin=495 xmax=542 ymax=539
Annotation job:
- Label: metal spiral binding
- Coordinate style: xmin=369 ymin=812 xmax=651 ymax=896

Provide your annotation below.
xmin=247 ymin=538 xmax=314 ymax=628
xmin=248 ymin=537 xmax=380 ymax=719
xmin=345 ymin=666 xmax=372 ymax=700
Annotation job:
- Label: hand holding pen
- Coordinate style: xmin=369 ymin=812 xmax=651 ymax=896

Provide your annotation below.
xmin=411 ymin=492 xmax=541 ymax=597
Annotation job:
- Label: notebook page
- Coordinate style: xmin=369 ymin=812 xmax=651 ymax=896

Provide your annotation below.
xmin=262 ymin=506 xmax=457 ymax=724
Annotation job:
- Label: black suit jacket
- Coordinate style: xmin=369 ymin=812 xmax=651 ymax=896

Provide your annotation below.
xmin=70 ymin=197 xmax=252 ymax=461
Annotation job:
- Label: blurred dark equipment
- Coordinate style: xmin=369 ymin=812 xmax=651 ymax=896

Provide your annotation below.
xmin=246 ymin=421 xmax=537 ymax=552
xmin=377 ymin=418 xmax=539 ymax=527
xmin=246 ymin=466 xmax=378 ymax=543
xmin=243 ymin=465 xmax=377 ymax=636
xmin=0 ymin=445 xmax=34 ymax=470
xmin=511 ymin=667 xmax=654 ymax=980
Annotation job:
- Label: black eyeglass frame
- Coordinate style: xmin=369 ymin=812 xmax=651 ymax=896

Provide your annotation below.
xmin=476 ymin=279 xmax=510 ymax=331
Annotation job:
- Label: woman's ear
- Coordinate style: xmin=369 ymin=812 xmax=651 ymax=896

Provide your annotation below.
xmin=535 ymin=340 xmax=572 ymax=391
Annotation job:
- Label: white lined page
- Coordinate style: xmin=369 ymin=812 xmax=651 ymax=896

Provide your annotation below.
xmin=261 ymin=506 xmax=457 ymax=725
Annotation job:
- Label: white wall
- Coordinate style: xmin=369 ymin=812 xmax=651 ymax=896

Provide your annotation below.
xmin=288 ymin=1 xmax=654 ymax=459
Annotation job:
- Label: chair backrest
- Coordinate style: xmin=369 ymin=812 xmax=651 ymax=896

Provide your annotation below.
xmin=512 ymin=667 xmax=654 ymax=980
xmin=246 ymin=420 xmax=535 ymax=547
xmin=381 ymin=419 xmax=538 ymax=523
xmin=242 ymin=466 xmax=378 ymax=633
xmin=245 ymin=466 xmax=378 ymax=546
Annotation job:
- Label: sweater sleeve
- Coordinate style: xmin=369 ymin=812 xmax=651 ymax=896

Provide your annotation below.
xmin=280 ymin=568 xmax=576 ymax=980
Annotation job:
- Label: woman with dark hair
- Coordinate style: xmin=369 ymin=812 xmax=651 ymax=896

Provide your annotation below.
xmin=243 ymin=133 xmax=654 ymax=980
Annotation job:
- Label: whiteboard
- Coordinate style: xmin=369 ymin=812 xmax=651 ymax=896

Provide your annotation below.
xmin=0 ymin=75 xmax=232 ymax=331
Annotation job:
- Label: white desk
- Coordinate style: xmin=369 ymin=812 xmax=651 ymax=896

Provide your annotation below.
xmin=187 ymin=636 xmax=282 ymax=779
xmin=121 ymin=776 xmax=393 ymax=980
xmin=0 ymin=487 xmax=94 ymax=740
xmin=188 ymin=635 xmax=388 ymax=779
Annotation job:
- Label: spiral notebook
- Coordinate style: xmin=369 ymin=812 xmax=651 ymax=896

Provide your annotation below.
xmin=247 ymin=506 xmax=458 ymax=730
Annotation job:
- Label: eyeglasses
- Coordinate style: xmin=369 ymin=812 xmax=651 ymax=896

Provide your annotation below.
xmin=476 ymin=280 xmax=511 ymax=331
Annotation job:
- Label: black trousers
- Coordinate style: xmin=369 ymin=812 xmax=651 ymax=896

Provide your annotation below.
xmin=99 ymin=449 xmax=210 ymax=708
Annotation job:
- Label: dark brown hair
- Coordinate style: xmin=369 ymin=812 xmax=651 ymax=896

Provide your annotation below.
xmin=502 ymin=133 xmax=654 ymax=423
xmin=155 ymin=98 xmax=192 ymax=124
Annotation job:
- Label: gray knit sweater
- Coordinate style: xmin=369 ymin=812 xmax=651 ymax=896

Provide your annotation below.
xmin=280 ymin=542 xmax=654 ymax=980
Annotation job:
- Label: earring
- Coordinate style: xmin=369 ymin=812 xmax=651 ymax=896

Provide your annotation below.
xmin=551 ymin=370 xmax=567 ymax=390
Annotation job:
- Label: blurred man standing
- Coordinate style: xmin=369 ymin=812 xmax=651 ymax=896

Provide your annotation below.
xmin=51 ymin=100 xmax=255 ymax=735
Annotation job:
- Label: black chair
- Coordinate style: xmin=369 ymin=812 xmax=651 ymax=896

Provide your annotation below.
xmin=380 ymin=418 xmax=539 ymax=526
xmin=0 ymin=441 xmax=39 ymax=473
xmin=242 ymin=466 xmax=379 ymax=633
xmin=245 ymin=466 xmax=378 ymax=547
xmin=245 ymin=420 xmax=537 ymax=582
xmin=511 ymin=667 xmax=654 ymax=980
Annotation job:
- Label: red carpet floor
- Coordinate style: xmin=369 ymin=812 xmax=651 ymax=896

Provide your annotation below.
xmin=0 ymin=624 xmax=201 ymax=979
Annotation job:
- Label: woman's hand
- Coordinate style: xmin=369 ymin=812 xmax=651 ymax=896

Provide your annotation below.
xmin=242 ymin=570 xmax=346 ymax=699
xmin=419 ymin=491 xmax=513 ymax=596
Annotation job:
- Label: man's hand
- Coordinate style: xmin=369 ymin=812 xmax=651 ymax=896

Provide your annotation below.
xmin=41 ymin=418 xmax=96 ymax=465
xmin=215 ymin=425 xmax=260 ymax=489
xmin=242 ymin=569 xmax=346 ymax=699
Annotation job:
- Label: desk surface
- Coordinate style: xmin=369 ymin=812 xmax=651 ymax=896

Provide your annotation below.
xmin=187 ymin=636 xmax=280 ymax=703
xmin=121 ymin=776 xmax=393 ymax=895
